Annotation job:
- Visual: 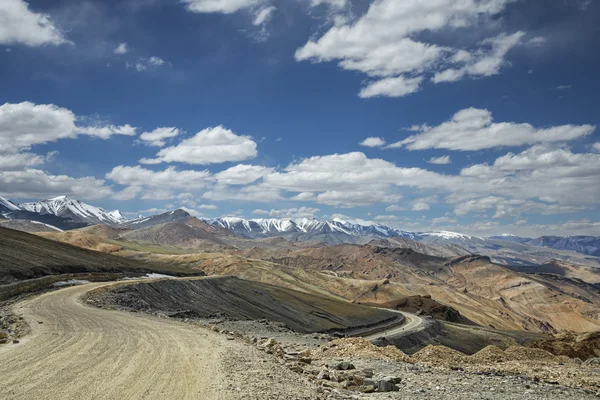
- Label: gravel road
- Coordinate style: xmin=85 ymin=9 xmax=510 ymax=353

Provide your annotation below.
xmin=0 ymin=282 xmax=317 ymax=400
xmin=364 ymin=310 xmax=424 ymax=341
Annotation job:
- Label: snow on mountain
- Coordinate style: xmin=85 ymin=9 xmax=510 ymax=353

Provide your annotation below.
xmin=420 ymin=231 xmax=477 ymax=240
xmin=0 ymin=196 xmax=21 ymax=213
xmin=123 ymin=209 xmax=191 ymax=230
xmin=205 ymin=217 xmax=417 ymax=239
xmin=20 ymin=196 xmax=127 ymax=225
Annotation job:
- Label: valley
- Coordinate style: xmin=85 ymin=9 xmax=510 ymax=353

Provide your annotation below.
xmin=1 ymin=195 xmax=600 ymax=398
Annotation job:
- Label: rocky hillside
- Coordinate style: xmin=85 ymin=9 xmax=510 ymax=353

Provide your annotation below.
xmin=0 ymin=227 xmax=197 ymax=285
xmin=89 ymin=276 xmax=401 ymax=334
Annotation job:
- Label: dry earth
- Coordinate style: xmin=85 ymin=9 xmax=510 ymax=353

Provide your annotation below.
xmin=0 ymin=282 xmax=318 ymax=400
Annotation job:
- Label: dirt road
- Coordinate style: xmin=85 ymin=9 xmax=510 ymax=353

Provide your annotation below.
xmin=0 ymin=282 xmax=234 ymax=399
xmin=363 ymin=310 xmax=424 ymax=341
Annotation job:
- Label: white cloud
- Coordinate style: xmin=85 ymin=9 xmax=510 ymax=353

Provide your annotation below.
xmin=359 ymin=137 xmax=386 ymax=148
xmin=149 ymin=56 xmax=165 ymax=66
xmin=106 ymin=165 xmax=212 ymax=189
xmin=182 ymin=0 xmax=263 ymax=14
xmin=592 ymin=143 xmax=600 ymax=152
xmin=374 ymin=215 xmax=398 ymax=221
xmin=385 ymin=204 xmax=405 ymax=212
xmin=129 ymin=56 xmax=167 ymax=72
xmin=0 ymin=152 xmax=45 ymax=171
xmin=214 ymin=164 xmax=273 ymax=185
xmin=0 ymin=169 xmax=112 ymax=200
xmin=0 ymin=102 xmax=137 ymax=153
xmin=113 ymin=185 xmax=142 ymax=201
xmin=432 ymin=216 xmax=456 ymax=224
xmin=412 ymin=202 xmax=430 ymax=211
xmin=253 ymin=6 xmax=276 ymax=26
xmin=139 ymin=127 xmax=180 ymax=147
xmin=257 ymin=207 xmax=320 ymax=218
xmin=197 ymin=204 xmax=218 ymax=210
xmin=114 ymin=42 xmax=129 ymax=54
xmin=317 ymin=190 xmax=401 ymax=207
xmin=141 ymin=189 xmax=176 ymax=201
xmin=309 ymin=0 xmax=347 ymax=9
xmin=453 ymin=195 xmax=585 ymax=219
xmin=78 ymin=124 xmax=137 ymax=139
xmin=203 ymin=185 xmax=282 ymax=202
xmin=388 ymin=108 xmax=595 ymax=151
xmin=456 ymin=145 xmax=600 ymax=208
xmin=263 ymin=152 xmax=453 ymax=194
xmin=556 ymin=85 xmax=572 ymax=90
xmin=359 ymin=76 xmax=424 ymax=98
xmin=432 ymin=32 xmax=525 ymax=83
xmin=427 ymin=155 xmax=451 ymax=165
xmin=142 ymin=125 xmax=258 ymax=165
xmin=291 ymin=192 xmax=315 ymax=201
xmin=525 ymin=36 xmax=546 ymax=47
xmin=0 ymin=0 xmax=68 ymax=47
xmin=295 ymin=0 xmax=519 ymax=98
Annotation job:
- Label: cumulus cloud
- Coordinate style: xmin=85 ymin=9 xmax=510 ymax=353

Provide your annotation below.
xmin=427 ymin=155 xmax=451 ymax=165
xmin=385 ymin=204 xmax=405 ymax=212
xmin=317 ymin=190 xmax=401 ymax=207
xmin=77 ymin=124 xmax=137 ymax=139
xmin=0 ymin=152 xmax=45 ymax=171
xmin=456 ymin=145 xmax=600 ymax=208
xmin=263 ymin=152 xmax=453 ymax=193
xmin=253 ymin=207 xmax=320 ymax=218
xmin=295 ymin=0 xmax=521 ymax=98
xmin=592 ymin=143 xmax=600 ymax=152
xmin=106 ymin=165 xmax=212 ymax=189
xmin=412 ymin=202 xmax=430 ymax=211
xmin=203 ymin=185 xmax=282 ymax=202
xmin=453 ymin=195 xmax=585 ymax=219
xmin=0 ymin=102 xmax=137 ymax=153
xmin=359 ymin=76 xmax=424 ymax=98
xmin=181 ymin=0 xmax=263 ymax=14
xmin=0 ymin=169 xmax=112 ymax=200
xmin=113 ymin=42 xmax=129 ymax=54
xmin=388 ymin=108 xmax=595 ymax=151
xmin=432 ymin=32 xmax=525 ymax=83
xmin=141 ymin=125 xmax=258 ymax=165
xmin=139 ymin=127 xmax=180 ymax=147
xmin=0 ymin=0 xmax=68 ymax=46
xmin=214 ymin=164 xmax=273 ymax=185
xmin=359 ymin=137 xmax=386 ymax=148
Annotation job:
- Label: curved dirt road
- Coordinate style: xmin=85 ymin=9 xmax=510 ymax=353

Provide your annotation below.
xmin=0 ymin=282 xmax=228 ymax=400
xmin=363 ymin=310 xmax=424 ymax=341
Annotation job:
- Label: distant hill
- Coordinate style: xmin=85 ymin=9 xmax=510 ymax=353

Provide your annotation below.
xmin=122 ymin=221 xmax=232 ymax=250
xmin=0 ymin=226 xmax=197 ymax=285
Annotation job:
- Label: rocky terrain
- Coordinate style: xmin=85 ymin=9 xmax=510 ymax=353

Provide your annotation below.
xmin=0 ymin=227 xmax=200 ymax=286
xmin=87 ymin=276 xmax=402 ymax=334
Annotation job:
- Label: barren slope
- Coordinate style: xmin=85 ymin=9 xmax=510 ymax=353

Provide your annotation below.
xmin=0 ymin=227 xmax=196 ymax=285
xmin=0 ymin=282 xmax=317 ymax=400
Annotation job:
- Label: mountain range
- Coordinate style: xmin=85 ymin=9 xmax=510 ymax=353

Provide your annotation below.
xmin=1 ymin=195 xmax=599 ymax=263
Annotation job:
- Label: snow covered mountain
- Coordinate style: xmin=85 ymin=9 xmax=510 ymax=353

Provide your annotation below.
xmin=206 ymin=216 xmax=433 ymax=241
xmin=527 ymin=236 xmax=600 ymax=257
xmin=20 ymin=196 xmax=128 ymax=225
xmin=123 ymin=209 xmax=191 ymax=230
xmin=0 ymin=196 xmax=21 ymax=213
xmin=206 ymin=216 xmax=419 ymax=239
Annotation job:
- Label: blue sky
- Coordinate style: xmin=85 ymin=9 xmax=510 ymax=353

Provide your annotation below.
xmin=1 ymin=0 xmax=599 ymax=236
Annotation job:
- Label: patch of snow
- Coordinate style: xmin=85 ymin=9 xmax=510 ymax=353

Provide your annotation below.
xmin=29 ymin=220 xmax=63 ymax=232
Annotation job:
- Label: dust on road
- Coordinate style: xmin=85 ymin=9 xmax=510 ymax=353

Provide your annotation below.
xmin=0 ymin=282 xmax=315 ymax=400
